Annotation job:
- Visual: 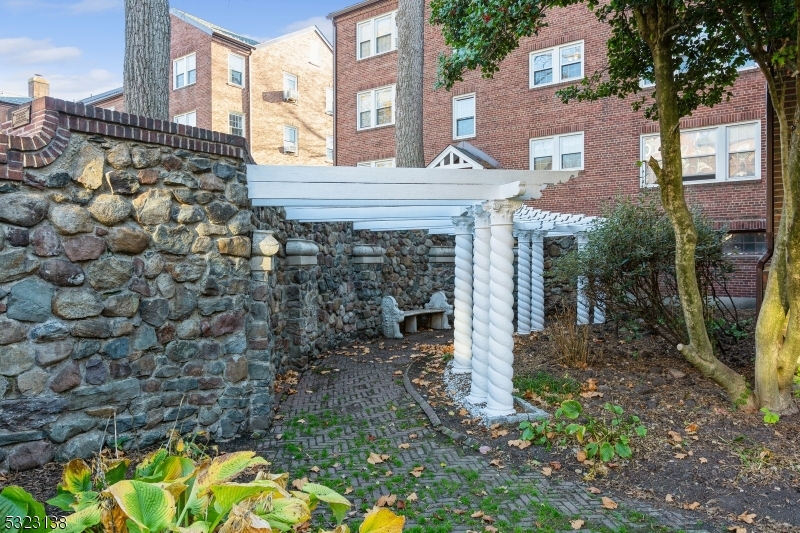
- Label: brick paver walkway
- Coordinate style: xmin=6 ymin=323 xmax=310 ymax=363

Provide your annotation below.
xmin=258 ymin=332 xmax=709 ymax=533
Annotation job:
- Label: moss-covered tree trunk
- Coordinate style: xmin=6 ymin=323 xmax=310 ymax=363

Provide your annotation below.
xmin=636 ymin=5 xmax=752 ymax=406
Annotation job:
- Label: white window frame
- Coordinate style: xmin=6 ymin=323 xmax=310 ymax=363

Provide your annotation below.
xmin=283 ymin=73 xmax=298 ymax=92
xmin=310 ymin=40 xmax=321 ymax=65
xmin=228 ymin=53 xmax=245 ymax=87
xmin=284 ymin=125 xmax=299 ymax=154
xmin=529 ymin=40 xmax=584 ymax=88
xmin=174 ymin=110 xmax=197 ymax=127
xmin=452 ymin=93 xmax=476 ymax=140
xmin=529 ymin=132 xmax=585 ymax=171
xmin=356 ymin=85 xmax=396 ymax=131
xmin=639 ymin=120 xmax=761 ymax=187
xmin=357 ymin=158 xmax=396 ymax=168
xmin=326 ymin=135 xmax=334 ymax=162
xmin=173 ymin=53 xmax=196 ymax=90
xmin=228 ymin=112 xmax=244 ymax=136
xmin=357 ymin=11 xmax=398 ymax=60
xmin=326 ymin=87 xmax=334 ymax=115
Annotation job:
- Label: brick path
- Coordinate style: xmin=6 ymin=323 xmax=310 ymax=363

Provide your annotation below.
xmin=257 ymin=332 xmax=710 ymax=533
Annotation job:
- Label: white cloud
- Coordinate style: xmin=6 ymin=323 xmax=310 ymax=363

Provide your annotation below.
xmin=69 ymin=0 xmax=121 ymax=13
xmin=0 ymin=68 xmax=121 ymax=101
xmin=0 ymin=37 xmax=82 ymax=65
xmin=1 ymin=0 xmax=121 ymax=12
xmin=279 ymin=16 xmax=333 ymax=43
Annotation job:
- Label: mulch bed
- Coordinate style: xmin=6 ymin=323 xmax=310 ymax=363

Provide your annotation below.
xmin=408 ymin=312 xmax=800 ymax=533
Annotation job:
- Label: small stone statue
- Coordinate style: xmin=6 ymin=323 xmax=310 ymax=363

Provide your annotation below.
xmin=381 ymin=295 xmax=404 ymax=338
xmin=425 ymin=291 xmax=454 ymax=329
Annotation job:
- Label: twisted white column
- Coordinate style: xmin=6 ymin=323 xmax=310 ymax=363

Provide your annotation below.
xmin=530 ymin=230 xmax=547 ymax=332
xmin=451 ymin=216 xmax=474 ymax=374
xmin=593 ymin=294 xmax=606 ymax=324
xmin=484 ymin=200 xmax=521 ymax=417
xmin=575 ymin=232 xmax=590 ymax=325
xmin=466 ymin=207 xmax=491 ymax=404
xmin=514 ymin=230 xmax=531 ymax=335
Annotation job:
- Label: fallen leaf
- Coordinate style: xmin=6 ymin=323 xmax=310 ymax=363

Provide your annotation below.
xmin=508 ymin=439 xmax=531 ymax=450
xmin=276 ymin=434 xmax=283 ymax=440
xmin=367 ymin=453 xmax=384 ymax=465
xmin=407 ymin=493 xmax=418 ymax=501
xmin=385 ymin=471 xmax=392 ymax=477
xmin=482 ymin=515 xmax=494 ymax=523
xmin=549 ymin=461 xmax=562 ymax=471
xmin=665 ymin=494 xmax=674 ymax=502
xmin=344 ymin=487 xmax=353 ymax=494
xmin=393 ymin=370 xmax=403 ymax=375
xmin=542 ymin=467 xmax=553 ymax=476
xmin=273 ymin=414 xmax=284 ymax=420
xmin=409 ymin=434 xmax=418 ymax=439
xmin=484 ymin=526 xmax=498 ymax=533
xmin=588 ymin=487 xmax=601 ymax=494
xmin=686 ymin=422 xmax=700 ymax=433
xmin=576 ymin=450 xmax=587 ymax=462
xmin=458 ymin=408 xmax=469 ymax=416
xmin=699 ymin=457 xmax=708 ymax=464
xmin=292 ymin=477 xmax=308 ymax=490
xmin=471 ymin=511 xmax=484 ymax=519
xmin=410 ymin=466 xmax=425 ymax=478
xmin=396 ymin=500 xmax=406 ymax=510
xmin=675 ymin=453 xmax=687 ymax=460
xmin=737 ymin=512 xmax=756 ymax=524
xmin=297 ymin=419 xmax=306 ymax=424
xmin=580 ymin=391 xmax=604 ymax=399
xmin=490 ymin=429 xmax=509 ymax=439
xmin=310 ymin=466 xmax=321 ymax=473
xmin=452 ymin=509 xmax=465 ymax=515
xmin=668 ymin=430 xmax=683 ymax=443
xmin=399 ymin=443 xmax=411 ymax=449
xmin=376 ymin=494 xmax=397 ymax=507
xmin=582 ymin=378 xmax=598 ymax=391
xmin=728 ymin=527 xmax=746 ymax=533
xmin=489 ymin=459 xmax=503 ymax=468
xmin=683 ymin=502 xmax=701 ymax=510
xmin=601 ymin=497 xmax=618 ymax=510
xmin=570 ymin=519 xmax=585 ymax=530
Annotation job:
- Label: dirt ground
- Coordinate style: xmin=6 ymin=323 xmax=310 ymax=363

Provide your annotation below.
xmin=408 ymin=313 xmax=800 ymax=533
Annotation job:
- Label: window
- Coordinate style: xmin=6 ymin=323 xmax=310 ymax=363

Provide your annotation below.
xmin=283 ymin=73 xmax=298 ymax=101
xmin=357 ymin=158 xmax=395 ymax=168
xmin=453 ymin=94 xmax=475 ymax=139
xmin=174 ymin=111 xmax=196 ymax=127
xmin=326 ymin=87 xmax=333 ymax=114
xmin=530 ymin=41 xmax=583 ymax=88
xmin=173 ymin=53 xmax=196 ymax=89
xmin=284 ymin=126 xmax=298 ymax=154
xmin=357 ymin=86 xmax=395 ymax=130
xmin=229 ymin=53 xmax=245 ymax=87
xmin=326 ymin=135 xmax=333 ymax=162
xmin=529 ymin=133 xmax=584 ymax=171
xmin=357 ymin=12 xmax=397 ymax=59
xmin=723 ymin=232 xmax=767 ymax=255
xmin=229 ymin=112 xmax=244 ymax=136
xmin=310 ymin=40 xmax=320 ymax=65
xmin=640 ymin=121 xmax=759 ymax=186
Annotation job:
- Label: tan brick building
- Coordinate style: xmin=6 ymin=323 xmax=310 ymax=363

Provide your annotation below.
xmin=329 ymin=0 xmax=768 ymax=298
xmin=80 ymin=8 xmax=333 ymax=166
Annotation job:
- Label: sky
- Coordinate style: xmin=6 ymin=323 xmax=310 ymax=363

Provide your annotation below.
xmin=0 ymin=0 xmax=351 ymax=102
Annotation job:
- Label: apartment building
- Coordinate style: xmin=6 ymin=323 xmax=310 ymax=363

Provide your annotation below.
xmin=80 ymin=9 xmax=334 ymax=166
xmin=329 ymin=1 xmax=768 ymax=298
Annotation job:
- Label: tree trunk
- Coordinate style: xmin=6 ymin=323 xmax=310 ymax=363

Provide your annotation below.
xmin=637 ymin=7 xmax=752 ymax=407
xmin=124 ymin=0 xmax=171 ymax=120
xmin=395 ymin=0 xmax=425 ymax=167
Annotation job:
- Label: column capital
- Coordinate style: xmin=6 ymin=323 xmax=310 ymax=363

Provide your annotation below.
xmin=468 ymin=205 xmax=491 ymax=228
xmin=451 ymin=215 xmax=475 ymax=235
xmin=483 ymin=200 xmax=522 ymax=225
xmin=530 ymin=229 xmax=548 ymax=243
xmin=513 ymin=229 xmax=531 ymax=242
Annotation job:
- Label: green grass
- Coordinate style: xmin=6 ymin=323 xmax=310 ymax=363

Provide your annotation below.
xmin=513 ymin=370 xmax=581 ymax=405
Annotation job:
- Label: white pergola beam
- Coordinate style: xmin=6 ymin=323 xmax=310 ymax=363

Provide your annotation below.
xmin=249 ymin=182 xmax=528 ymax=202
xmin=353 ymin=219 xmax=457 ymax=231
xmin=251 ymin=199 xmax=485 ymax=207
xmin=283 ymin=206 xmax=469 ymax=222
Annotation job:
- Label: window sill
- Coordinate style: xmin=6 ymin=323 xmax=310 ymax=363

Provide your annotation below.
xmin=326 ymin=111 xmax=333 ymax=116
xmin=173 ymin=83 xmax=196 ymax=91
xmin=357 ymin=49 xmax=396 ymax=62
xmin=227 ymin=82 xmax=245 ymax=89
xmin=357 ymin=123 xmax=395 ymax=132
xmin=642 ymin=176 xmax=761 ymax=188
xmin=529 ymin=78 xmax=583 ymax=91
xmin=453 ymin=134 xmax=476 ymax=141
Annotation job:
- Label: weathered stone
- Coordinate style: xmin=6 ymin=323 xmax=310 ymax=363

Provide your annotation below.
xmin=106 ymin=170 xmax=140 ymax=195
xmin=191 ymin=237 xmax=213 ymax=253
xmin=227 ymin=211 xmax=252 ymax=235
xmin=72 ymin=143 xmax=105 ymax=189
xmin=101 ymin=338 xmax=129 ymax=359
xmin=7 ymin=278 xmax=53 ymax=322
xmin=56 ymin=432 xmax=102 ymax=462
xmin=188 ymin=157 xmax=212 ymax=172
xmin=198 ymin=407 xmax=221 ymax=425
xmin=110 ymin=317 xmax=134 ymax=337
xmin=0 ymin=319 xmax=27 ymax=345
xmin=151 ymin=224 xmax=194 ymax=255
xmin=17 ymin=367 xmax=49 ymax=396
xmin=106 ymin=226 xmax=149 ymax=254
xmin=132 ymin=325 xmax=159 ymax=351
xmin=40 ymin=259 xmax=85 ymax=286
xmin=49 ymin=361 xmax=82 ymax=393
xmin=87 ymin=257 xmax=132 ymax=291
xmin=197 ymin=223 xmax=227 ymax=236
xmin=166 ymin=340 xmax=200 ymax=362
xmin=155 ymin=272 xmax=176 ymax=298
xmin=34 ymin=340 xmax=73 ymax=366
xmin=214 ymin=162 xmax=238 ymax=180
xmin=224 ymin=356 xmax=248 ymax=383
xmin=0 ymin=396 xmax=68 ymax=431
xmin=0 ymin=248 xmax=39 ymax=283
xmin=139 ymin=298 xmax=170 ymax=327
xmin=29 ymin=321 xmax=69 ymax=342
xmin=49 ymin=204 xmax=93 ymax=235
xmin=9 ymin=441 xmax=53 ymax=471
xmin=102 ymin=292 xmax=140 ymax=317
xmin=63 ymin=235 xmax=106 ymax=261
xmin=172 ymin=204 xmax=204 ymax=224
xmin=164 ymin=171 xmax=199 ymax=189
xmin=84 ymin=355 xmax=108 ymax=385
xmin=0 ymin=430 xmax=45 ymax=447
xmin=107 ymin=143 xmax=132 ymax=169
xmin=30 ymin=225 xmax=62 ymax=256
xmin=198 ymin=296 xmax=232 ymax=316
xmin=5 ymin=226 xmax=29 ymax=247
xmin=88 ymin=194 xmax=131 ymax=225
xmin=24 ymin=170 xmax=71 ymax=189
xmin=226 ymin=183 xmax=249 ymax=207
xmin=218 ymin=236 xmax=250 ymax=257
xmin=194 ymin=191 xmax=214 ymax=204
xmin=0 ymin=227 xmax=5 ymax=250
xmin=143 ymin=254 xmax=165 ymax=278
xmin=162 ymin=154 xmax=182 ymax=171
xmin=128 ymin=277 xmax=151 ymax=296
xmin=0 ymin=193 xmax=49 ymax=227
xmin=208 ymin=254 xmax=231 ymax=277
xmin=177 ymin=319 xmax=200 ymax=339
xmin=73 ymin=339 xmax=101 ymax=359
xmin=224 ymin=333 xmax=247 ymax=354
xmin=205 ymin=201 xmax=237 ymax=224
xmin=171 ymin=188 xmax=194 ymax=204
xmin=137 ymin=168 xmax=160 ymax=185
xmin=48 ymin=414 xmax=96 ymax=444
xmin=198 ymin=173 xmax=225 ymax=191
xmin=133 ymin=189 xmax=172 ymax=225
xmin=168 ymin=256 xmax=206 ymax=282
xmin=0 ymin=344 xmax=34 ymax=376
xmin=131 ymin=146 xmax=161 ymax=169
xmin=72 ymin=318 xmax=112 ymax=339
xmin=169 ymin=285 xmax=197 ymax=320
xmin=210 ymin=310 xmax=246 ymax=337
xmin=131 ymin=353 xmax=156 ymax=376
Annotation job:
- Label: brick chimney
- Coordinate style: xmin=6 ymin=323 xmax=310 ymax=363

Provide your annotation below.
xmin=28 ymin=74 xmax=49 ymax=99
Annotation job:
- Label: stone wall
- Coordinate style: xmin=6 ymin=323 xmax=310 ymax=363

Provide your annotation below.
xmin=0 ymin=97 xmax=273 ymax=471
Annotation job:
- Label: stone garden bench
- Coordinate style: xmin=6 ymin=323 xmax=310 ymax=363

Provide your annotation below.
xmin=381 ymin=291 xmax=454 ymax=338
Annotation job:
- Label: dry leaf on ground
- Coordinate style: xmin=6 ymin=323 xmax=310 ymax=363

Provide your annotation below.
xmin=407 ymin=493 xmax=418 ymax=501
xmin=665 ymin=494 xmax=674 ymax=502
xmin=601 ymin=497 xmax=618 ymax=510
xmin=542 ymin=467 xmax=553 ymax=476
xmin=376 ymin=494 xmax=397 ymax=507
xmin=398 ymin=443 xmax=411 ymax=449
xmin=570 ymin=519 xmax=585 ymax=530
xmin=684 ymin=502 xmax=701 ymax=510
xmin=588 ymin=487 xmax=601 ymax=494
xmin=508 ymin=439 xmax=531 ymax=450
xmin=292 ymin=477 xmax=308 ymax=490
xmin=737 ymin=512 xmax=756 ymax=524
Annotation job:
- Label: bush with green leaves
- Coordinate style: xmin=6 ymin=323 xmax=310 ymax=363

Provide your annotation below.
xmin=551 ymin=193 xmax=744 ymax=349
xmin=519 ymin=400 xmax=647 ymax=463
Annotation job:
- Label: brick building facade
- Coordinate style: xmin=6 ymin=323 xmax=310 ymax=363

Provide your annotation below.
xmin=330 ymin=0 xmax=768 ymax=298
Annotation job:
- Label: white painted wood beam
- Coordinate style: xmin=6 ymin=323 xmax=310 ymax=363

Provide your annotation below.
xmin=283 ymin=206 xmax=468 ymax=221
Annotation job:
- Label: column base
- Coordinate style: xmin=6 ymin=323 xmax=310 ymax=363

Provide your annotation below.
xmin=516 ymin=327 xmax=531 ymax=335
xmin=451 ymin=362 xmax=472 ymax=374
xmin=465 ymin=392 xmax=487 ymax=404
xmin=483 ymin=404 xmax=515 ymax=417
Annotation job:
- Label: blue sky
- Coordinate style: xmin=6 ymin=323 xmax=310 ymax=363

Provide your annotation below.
xmin=0 ymin=0 xmax=349 ymax=101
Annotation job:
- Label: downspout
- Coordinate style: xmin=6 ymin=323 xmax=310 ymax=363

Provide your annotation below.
xmin=756 ymin=86 xmax=775 ymax=313
xmin=332 ymin=20 xmax=337 ymax=166
xmin=247 ymin=51 xmax=253 ymax=154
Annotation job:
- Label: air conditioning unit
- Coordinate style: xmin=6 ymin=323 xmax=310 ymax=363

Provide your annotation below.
xmin=283 ymin=89 xmax=299 ymax=102
xmin=284 ymin=141 xmax=297 ymax=154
